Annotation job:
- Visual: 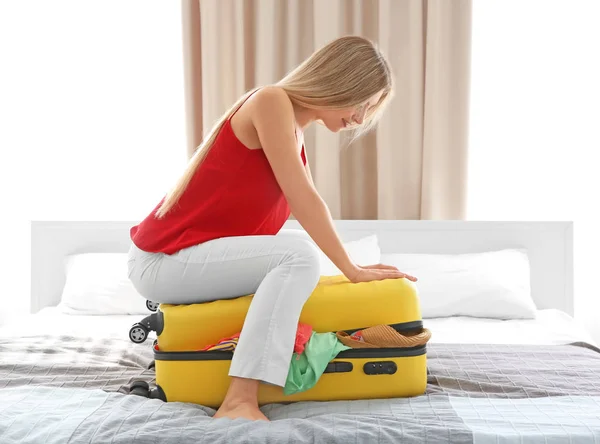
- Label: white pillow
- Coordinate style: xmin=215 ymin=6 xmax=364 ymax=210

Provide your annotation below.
xmin=318 ymin=234 xmax=381 ymax=276
xmin=58 ymin=253 xmax=149 ymax=315
xmin=380 ymin=249 xmax=536 ymax=320
xmin=57 ymin=235 xmax=381 ymax=315
xmin=277 ymin=229 xmax=381 ymax=275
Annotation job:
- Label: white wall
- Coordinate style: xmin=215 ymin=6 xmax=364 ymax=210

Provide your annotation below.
xmin=467 ymin=0 xmax=600 ymax=340
xmin=0 ymin=1 xmax=187 ymax=324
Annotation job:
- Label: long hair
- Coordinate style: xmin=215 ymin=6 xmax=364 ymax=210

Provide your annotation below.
xmin=156 ymin=35 xmax=393 ymax=218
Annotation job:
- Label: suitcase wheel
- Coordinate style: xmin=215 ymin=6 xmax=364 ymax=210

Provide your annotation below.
xmin=149 ymin=384 xmax=167 ymax=402
xmin=129 ymin=323 xmax=149 ymax=344
xmin=129 ymin=381 xmax=166 ymax=402
xmin=146 ymin=300 xmax=160 ymax=312
xmin=129 ymin=380 xmax=150 ymax=397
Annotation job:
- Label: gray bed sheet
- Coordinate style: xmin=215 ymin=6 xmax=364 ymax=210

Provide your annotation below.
xmin=2 ymin=331 xmax=600 ymax=443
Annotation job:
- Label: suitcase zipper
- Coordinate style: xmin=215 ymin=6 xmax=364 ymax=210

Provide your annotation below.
xmin=337 ymin=344 xmax=425 ymax=358
xmin=153 ymin=344 xmax=426 ymax=361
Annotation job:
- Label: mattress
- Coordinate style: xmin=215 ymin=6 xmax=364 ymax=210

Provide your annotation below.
xmin=1 ymin=308 xmax=599 ymax=444
xmin=426 ymin=308 xmax=597 ymax=346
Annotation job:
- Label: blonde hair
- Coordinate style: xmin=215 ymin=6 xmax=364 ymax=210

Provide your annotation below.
xmin=156 ymin=35 xmax=393 ymax=218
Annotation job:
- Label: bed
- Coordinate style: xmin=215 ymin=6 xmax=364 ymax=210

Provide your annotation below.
xmin=2 ymin=220 xmax=599 ymax=443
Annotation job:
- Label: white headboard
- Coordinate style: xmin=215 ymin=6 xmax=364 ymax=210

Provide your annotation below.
xmin=31 ymin=220 xmax=573 ymax=316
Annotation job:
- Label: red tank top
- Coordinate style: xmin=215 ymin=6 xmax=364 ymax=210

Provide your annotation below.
xmin=130 ymin=93 xmax=306 ymax=254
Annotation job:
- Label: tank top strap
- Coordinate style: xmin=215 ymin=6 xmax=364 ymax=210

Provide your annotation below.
xmin=228 ymin=87 xmax=262 ymax=121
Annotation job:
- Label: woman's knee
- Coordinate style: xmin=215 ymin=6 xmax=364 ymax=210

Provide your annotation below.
xmin=282 ymin=237 xmax=321 ymax=284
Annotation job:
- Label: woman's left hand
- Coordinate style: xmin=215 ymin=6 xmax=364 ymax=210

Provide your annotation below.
xmin=358 ymin=264 xmax=418 ymax=282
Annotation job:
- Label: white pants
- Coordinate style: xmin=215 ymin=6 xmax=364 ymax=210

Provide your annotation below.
xmin=127 ymin=229 xmax=321 ymax=387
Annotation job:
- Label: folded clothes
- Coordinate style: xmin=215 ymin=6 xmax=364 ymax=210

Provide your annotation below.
xmin=200 ymin=333 xmax=240 ymax=352
xmin=294 ymin=322 xmax=313 ymax=355
xmin=336 ymin=325 xmax=431 ymax=349
xmin=284 ymin=331 xmax=350 ymax=395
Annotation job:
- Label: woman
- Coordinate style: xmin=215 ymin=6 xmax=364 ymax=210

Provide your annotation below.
xmin=127 ymin=35 xmax=417 ymax=421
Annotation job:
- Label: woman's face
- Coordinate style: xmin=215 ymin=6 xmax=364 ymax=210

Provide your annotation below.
xmin=318 ymin=90 xmax=384 ymax=133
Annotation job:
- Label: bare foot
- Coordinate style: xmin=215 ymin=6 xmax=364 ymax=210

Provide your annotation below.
xmin=213 ymin=401 xmax=269 ymax=421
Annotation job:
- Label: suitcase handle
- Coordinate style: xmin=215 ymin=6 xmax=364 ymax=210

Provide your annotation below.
xmin=323 ymin=360 xmax=399 ymax=375
xmin=323 ymin=361 xmax=353 ymax=373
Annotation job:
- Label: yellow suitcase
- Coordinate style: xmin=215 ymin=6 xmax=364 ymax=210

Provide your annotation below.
xmin=129 ymin=275 xmax=428 ymax=408
xmin=128 ymin=275 xmax=423 ymax=352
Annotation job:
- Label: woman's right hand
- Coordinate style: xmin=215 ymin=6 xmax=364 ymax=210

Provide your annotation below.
xmin=346 ymin=264 xmax=418 ymax=284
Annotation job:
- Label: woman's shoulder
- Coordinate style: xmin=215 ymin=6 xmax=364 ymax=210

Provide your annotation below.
xmin=247 ymin=85 xmax=294 ymax=116
xmin=236 ymin=85 xmax=296 ymax=131
xmin=230 ymin=86 xmax=296 ymax=150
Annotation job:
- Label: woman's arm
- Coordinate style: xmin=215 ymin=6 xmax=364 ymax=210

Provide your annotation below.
xmin=250 ymin=87 xmax=359 ymax=279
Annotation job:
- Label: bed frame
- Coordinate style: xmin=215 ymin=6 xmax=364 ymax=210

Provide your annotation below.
xmin=30 ymin=220 xmax=574 ymax=316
